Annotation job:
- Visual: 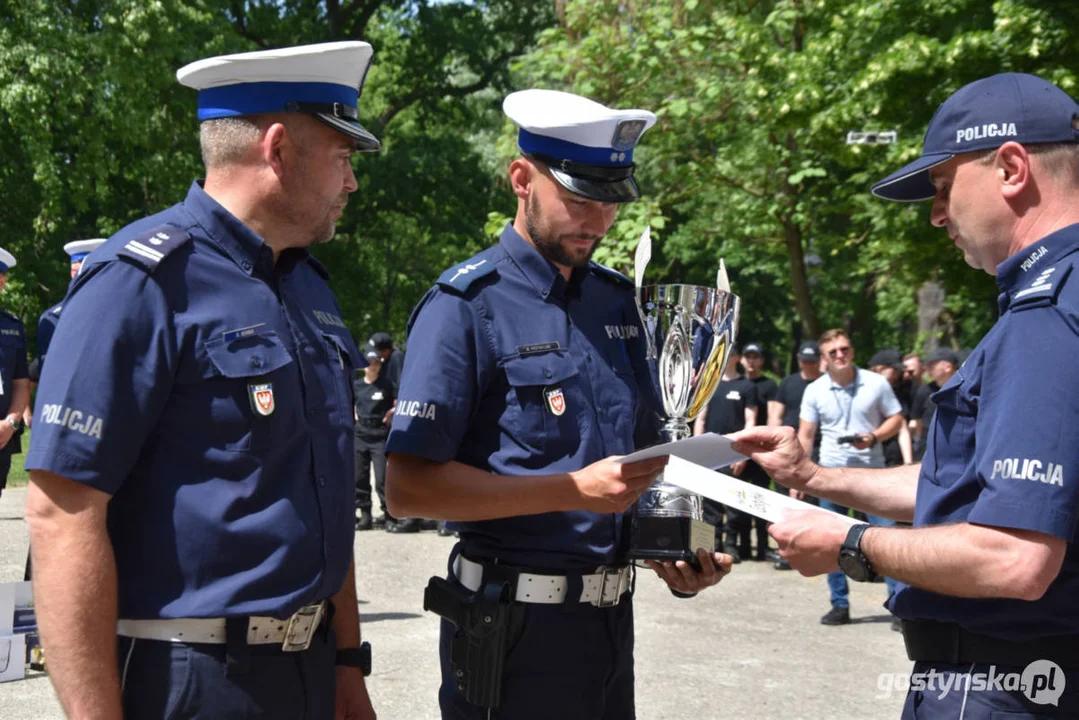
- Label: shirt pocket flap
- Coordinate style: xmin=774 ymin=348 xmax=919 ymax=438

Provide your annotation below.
xmin=322 ymin=331 xmax=357 ymax=368
xmin=204 ymin=331 xmax=293 ymax=379
xmin=502 ymin=353 xmax=579 ymax=387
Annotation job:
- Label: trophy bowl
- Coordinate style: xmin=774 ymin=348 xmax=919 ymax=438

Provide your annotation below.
xmin=628 ymin=283 xmax=741 ymax=566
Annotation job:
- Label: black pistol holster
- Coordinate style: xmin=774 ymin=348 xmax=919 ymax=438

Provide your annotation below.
xmin=423 ymin=575 xmax=514 ymax=709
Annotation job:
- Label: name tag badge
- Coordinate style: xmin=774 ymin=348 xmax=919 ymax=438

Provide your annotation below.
xmin=517 ymin=342 xmax=560 ymax=357
xmin=249 ymin=382 xmax=275 ymax=416
xmin=544 ymin=386 xmax=566 ymax=416
xmin=224 ymin=323 xmax=266 ymax=344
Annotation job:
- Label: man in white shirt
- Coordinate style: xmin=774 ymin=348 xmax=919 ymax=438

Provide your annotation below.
xmin=799 ymin=329 xmax=904 ymax=626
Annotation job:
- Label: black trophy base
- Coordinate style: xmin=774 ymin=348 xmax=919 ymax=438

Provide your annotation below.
xmin=628 ymin=515 xmax=716 ymax=568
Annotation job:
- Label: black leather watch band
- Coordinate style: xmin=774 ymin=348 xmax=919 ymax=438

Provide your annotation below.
xmin=335 ymin=641 xmax=372 ymax=676
xmin=838 ymin=523 xmax=878 ymax=582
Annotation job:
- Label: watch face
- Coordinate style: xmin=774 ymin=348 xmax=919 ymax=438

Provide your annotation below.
xmin=838 ymin=550 xmax=871 ymax=582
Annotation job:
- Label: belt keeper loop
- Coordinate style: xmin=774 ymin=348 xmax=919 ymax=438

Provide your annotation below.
xmin=225 ymin=616 xmax=251 ymax=677
xmin=564 ymin=572 xmax=584 ymax=604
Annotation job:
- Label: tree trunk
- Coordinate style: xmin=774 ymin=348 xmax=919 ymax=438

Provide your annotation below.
xmin=917 ymin=280 xmax=946 ymax=351
xmin=783 ymin=221 xmax=820 ymax=339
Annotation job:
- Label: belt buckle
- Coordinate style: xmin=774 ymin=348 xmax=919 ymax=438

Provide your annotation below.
xmin=281 ymin=602 xmax=324 ymax=652
xmin=596 ymin=566 xmax=627 ymax=608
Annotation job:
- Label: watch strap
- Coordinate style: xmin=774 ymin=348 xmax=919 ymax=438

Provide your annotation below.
xmin=335 ymin=641 xmax=372 ymax=675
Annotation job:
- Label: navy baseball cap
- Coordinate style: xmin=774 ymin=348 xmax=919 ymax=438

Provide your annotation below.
xmin=872 ymin=73 xmax=1079 ymax=202
xmin=797 ymin=341 xmax=820 ymax=362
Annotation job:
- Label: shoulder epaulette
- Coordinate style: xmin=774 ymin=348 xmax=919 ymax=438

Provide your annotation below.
xmin=306 ymin=255 xmax=330 ymax=280
xmin=1011 ymin=262 xmax=1072 ymax=311
xmin=589 ymin=261 xmax=634 ymax=290
xmin=49 ymin=304 xmax=62 ymax=317
xmin=437 ymin=256 xmax=498 ymax=294
xmin=0 ymin=309 xmax=22 ymax=325
xmin=117 ymin=224 xmax=191 ymax=273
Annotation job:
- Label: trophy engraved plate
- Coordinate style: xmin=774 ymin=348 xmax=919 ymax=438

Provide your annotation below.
xmin=628 ymin=233 xmax=741 ymax=566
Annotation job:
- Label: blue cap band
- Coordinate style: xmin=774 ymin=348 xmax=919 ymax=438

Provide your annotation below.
xmin=0 ymin=262 xmax=10 ymax=273
xmin=69 ymin=253 xmax=89 ymax=263
xmin=518 ymin=128 xmax=634 ymax=167
xmin=197 ymin=82 xmax=359 ymax=121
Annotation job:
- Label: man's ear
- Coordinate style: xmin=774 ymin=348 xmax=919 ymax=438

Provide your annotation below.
xmin=996 ymin=141 xmax=1031 ymax=200
xmin=262 ymin=122 xmax=290 ymax=179
xmin=509 ymin=157 xmax=534 ymax=201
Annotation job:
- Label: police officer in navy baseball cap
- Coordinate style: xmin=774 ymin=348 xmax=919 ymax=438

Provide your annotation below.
xmin=732 ymin=72 xmax=1079 ymax=717
xmin=25 ymin=42 xmax=377 ymax=719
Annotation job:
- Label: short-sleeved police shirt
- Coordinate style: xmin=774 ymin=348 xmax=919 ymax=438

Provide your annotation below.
xmin=0 ymin=310 xmax=28 ymax=420
xmin=36 ymin=302 xmax=62 ymax=367
xmin=703 ymin=376 xmax=758 ymax=435
xmin=386 ymin=225 xmax=661 ymax=570
xmin=26 ymin=182 xmax=360 ymax=620
xmin=889 ymin=224 xmax=1079 ymax=640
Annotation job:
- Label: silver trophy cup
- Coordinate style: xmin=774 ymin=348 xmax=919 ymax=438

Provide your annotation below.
xmin=628 ymin=265 xmax=741 ymax=565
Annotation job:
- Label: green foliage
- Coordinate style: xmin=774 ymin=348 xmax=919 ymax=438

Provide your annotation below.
xmin=516 ymin=0 xmax=1079 ymax=368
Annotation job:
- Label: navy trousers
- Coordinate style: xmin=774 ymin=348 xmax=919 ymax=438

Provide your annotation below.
xmin=900 ymin=661 xmax=1079 ymax=719
xmin=117 ymin=624 xmax=336 ymax=719
xmin=439 ymin=595 xmax=635 ymax=719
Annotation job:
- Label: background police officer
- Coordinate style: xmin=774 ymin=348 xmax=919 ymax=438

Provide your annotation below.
xmin=24 ymin=43 xmax=379 ymax=719
xmin=733 ymin=73 xmax=1079 ymax=717
xmin=386 ymin=89 xmax=730 ymax=720
xmin=368 ymin=331 xmax=404 ymax=397
xmin=0 ymin=247 xmax=30 ymax=501
xmin=354 ymin=340 xmax=395 ymax=531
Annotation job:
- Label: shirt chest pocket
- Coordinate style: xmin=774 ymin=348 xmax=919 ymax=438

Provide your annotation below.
xmin=200 ymin=332 xmax=298 ymax=452
xmin=321 ymin=332 xmax=357 ymax=427
xmin=928 ymin=370 xmax=977 ymax=488
xmin=502 ymin=354 xmax=584 ymax=457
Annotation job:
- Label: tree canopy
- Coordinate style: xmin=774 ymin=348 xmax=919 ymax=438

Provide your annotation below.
xmin=2 ymin=0 xmax=1078 ymax=370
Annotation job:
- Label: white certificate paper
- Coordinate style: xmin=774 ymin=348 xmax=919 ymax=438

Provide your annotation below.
xmin=662 ymin=456 xmax=862 ymax=525
xmin=616 ymin=433 xmax=747 ymax=469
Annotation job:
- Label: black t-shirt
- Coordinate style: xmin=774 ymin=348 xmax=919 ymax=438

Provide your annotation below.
xmin=775 ymin=373 xmax=812 ymax=429
xmin=704 ymin=376 xmax=758 ymax=435
xmin=911 ymin=381 xmax=940 ymax=459
xmin=748 ymin=375 xmax=778 ymax=406
xmin=354 ymin=373 xmax=395 ymax=433
xmin=383 ymin=348 xmax=405 ymax=396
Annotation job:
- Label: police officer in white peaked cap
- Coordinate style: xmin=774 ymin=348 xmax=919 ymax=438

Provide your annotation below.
xmin=26 ymin=42 xmax=376 ymax=720
xmin=32 ymin=239 xmax=107 ymax=380
xmin=387 ymin=88 xmax=730 ymax=720
xmin=177 ymin=40 xmax=380 ymax=150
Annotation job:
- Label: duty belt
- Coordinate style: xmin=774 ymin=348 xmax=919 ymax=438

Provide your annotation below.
xmin=117 ymin=601 xmax=328 ymax=652
xmin=902 ymin=619 xmax=1079 ymax=669
xmin=355 ymin=417 xmax=386 ymax=429
xmin=453 ymin=555 xmax=631 ymax=608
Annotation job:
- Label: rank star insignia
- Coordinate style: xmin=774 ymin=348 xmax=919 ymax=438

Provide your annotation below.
xmin=544 ymin=387 xmax=566 ymax=416
xmin=250 ymin=383 xmax=275 ymax=416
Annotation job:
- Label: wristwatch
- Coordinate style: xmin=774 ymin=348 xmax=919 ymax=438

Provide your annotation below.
xmin=838 ymin=523 xmax=878 ymax=582
xmin=335 ymin=641 xmax=372 ymax=676
xmin=5 ymin=416 xmax=22 ymax=432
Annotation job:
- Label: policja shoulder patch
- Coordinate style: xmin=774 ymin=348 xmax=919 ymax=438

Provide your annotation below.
xmin=117 ymin=225 xmax=192 ymax=273
xmin=1010 ymin=262 xmax=1073 ymax=312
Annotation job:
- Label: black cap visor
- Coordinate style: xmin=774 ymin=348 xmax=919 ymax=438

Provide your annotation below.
xmin=871 ymin=152 xmax=954 ymax=202
xmin=314 ymin=113 xmax=381 ymax=151
xmin=527 ymin=152 xmax=640 ymax=203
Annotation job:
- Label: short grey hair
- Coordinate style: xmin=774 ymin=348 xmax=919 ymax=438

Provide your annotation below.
xmin=199 ymin=116 xmax=264 ymax=169
xmin=976 ymin=142 xmax=1079 ymax=185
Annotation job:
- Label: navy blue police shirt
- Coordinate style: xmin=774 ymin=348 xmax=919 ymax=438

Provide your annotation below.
xmin=36 ymin=301 xmax=62 ymax=366
xmin=889 ymin=224 xmax=1079 ymax=640
xmin=386 ymin=225 xmax=662 ymax=570
xmin=0 ymin=310 xmax=28 ymax=422
xmin=26 ymin=182 xmax=361 ymax=620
